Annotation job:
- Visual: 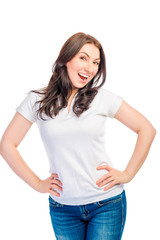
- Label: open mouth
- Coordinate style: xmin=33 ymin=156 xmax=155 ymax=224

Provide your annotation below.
xmin=78 ymin=73 xmax=89 ymax=82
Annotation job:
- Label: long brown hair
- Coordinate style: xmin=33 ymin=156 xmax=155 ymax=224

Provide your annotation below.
xmin=32 ymin=32 xmax=106 ymax=119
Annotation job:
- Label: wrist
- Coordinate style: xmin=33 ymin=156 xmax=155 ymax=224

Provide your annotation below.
xmin=31 ymin=178 xmax=43 ymax=192
xmin=123 ymin=169 xmax=134 ymax=183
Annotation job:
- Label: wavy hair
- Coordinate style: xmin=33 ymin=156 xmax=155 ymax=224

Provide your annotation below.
xmin=32 ymin=32 xmax=106 ymax=119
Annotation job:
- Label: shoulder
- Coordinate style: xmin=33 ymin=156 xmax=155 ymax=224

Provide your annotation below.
xmin=16 ymin=91 xmax=42 ymax=118
xmin=27 ymin=91 xmax=42 ymax=101
xmin=97 ymin=87 xmax=124 ymax=118
xmin=20 ymin=91 xmax=43 ymax=107
xmin=98 ymin=87 xmax=115 ymax=95
xmin=98 ymin=87 xmax=122 ymax=100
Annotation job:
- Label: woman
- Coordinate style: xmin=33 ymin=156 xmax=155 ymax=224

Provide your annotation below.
xmin=0 ymin=32 xmax=156 ymax=240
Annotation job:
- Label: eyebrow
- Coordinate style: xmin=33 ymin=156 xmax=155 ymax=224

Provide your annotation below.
xmin=80 ymin=52 xmax=100 ymax=61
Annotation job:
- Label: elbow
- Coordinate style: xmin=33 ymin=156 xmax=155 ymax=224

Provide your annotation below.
xmin=138 ymin=123 xmax=157 ymax=141
xmin=148 ymin=122 xmax=157 ymax=138
xmin=0 ymin=139 xmax=8 ymax=157
xmin=151 ymin=126 xmax=157 ymax=139
xmin=0 ymin=138 xmax=16 ymax=158
xmin=148 ymin=125 xmax=157 ymax=140
xmin=0 ymin=139 xmax=5 ymax=156
xmin=150 ymin=127 xmax=157 ymax=145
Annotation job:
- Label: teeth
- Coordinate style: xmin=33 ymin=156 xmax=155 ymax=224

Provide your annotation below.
xmin=78 ymin=73 xmax=89 ymax=78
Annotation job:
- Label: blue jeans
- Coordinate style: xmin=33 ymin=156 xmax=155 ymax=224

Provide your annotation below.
xmin=49 ymin=190 xmax=127 ymax=240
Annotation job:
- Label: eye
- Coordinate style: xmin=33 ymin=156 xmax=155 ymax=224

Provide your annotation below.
xmin=80 ymin=56 xmax=86 ymax=61
xmin=93 ymin=61 xmax=100 ymax=65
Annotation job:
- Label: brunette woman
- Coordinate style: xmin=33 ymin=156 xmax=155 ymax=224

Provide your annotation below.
xmin=0 ymin=32 xmax=156 ymax=240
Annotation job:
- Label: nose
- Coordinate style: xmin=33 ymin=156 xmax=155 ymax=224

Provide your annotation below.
xmin=84 ymin=61 xmax=93 ymax=75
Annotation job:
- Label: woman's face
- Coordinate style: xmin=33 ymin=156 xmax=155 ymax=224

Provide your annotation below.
xmin=66 ymin=43 xmax=100 ymax=93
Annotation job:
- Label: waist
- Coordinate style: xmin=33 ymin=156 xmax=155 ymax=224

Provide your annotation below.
xmin=50 ymin=183 xmax=124 ymax=205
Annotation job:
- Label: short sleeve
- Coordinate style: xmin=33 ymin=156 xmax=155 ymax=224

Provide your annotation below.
xmin=101 ymin=88 xmax=124 ymax=118
xmin=16 ymin=92 xmax=39 ymax=123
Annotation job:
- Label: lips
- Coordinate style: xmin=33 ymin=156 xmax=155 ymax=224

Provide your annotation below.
xmin=78 ymin=73 xmax=90 ymax=82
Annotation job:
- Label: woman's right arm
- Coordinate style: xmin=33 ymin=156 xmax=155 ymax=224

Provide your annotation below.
xmin=0 ymin=112 xmax=62 ymax=196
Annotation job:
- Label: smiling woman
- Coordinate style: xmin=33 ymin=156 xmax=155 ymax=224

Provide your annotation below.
xmin=0 ymin=32 xmax=156 ymax=240
xmin=31 ymin=32 xmax=106 ymax=119
xmin=66 ymin=44 xmax=100 ymax=90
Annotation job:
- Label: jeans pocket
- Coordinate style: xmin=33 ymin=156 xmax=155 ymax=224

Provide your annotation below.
xmin=97 ymin=194 xmax=122 ymax=207
xmin=49 ymin=196 xmax=64 ymax=208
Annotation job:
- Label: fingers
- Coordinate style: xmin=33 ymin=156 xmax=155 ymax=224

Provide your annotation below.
xmin=48 ymin=188 xmax=61 ymax=197
xmin=96 ymin=165 xmax=126 ymax=191
xmin=96 ymin=165 xmax=112 ymax=185
xmin=96 ymin=165 xmax=112 ymax=171
xmin=103 ymin=180 xmax=117 ymax=191
xmin=96 ymin=172 xmax=111 ymax=185
xmin=50 ymin=174 xmax=62 ymax=183
xmin=50 ymin=173 xmax=59 ymax=180
xmin=96 ymin=173 xmax=117 ymax=191
xmin=96 ymin=165 xmax=119 ymax=191
xmin=51 ymin=183 xmax=63 ymax=192
xmin=49 ymin=173 xmax=63 ymax=196
xmin=49 ymin=178 xmax=63 ymax=186
xmin=96 ymin=175 xmax=113 ymax=187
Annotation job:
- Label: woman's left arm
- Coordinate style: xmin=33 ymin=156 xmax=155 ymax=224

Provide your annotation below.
xmin=96 ymin=101 xmax=156 ymax=191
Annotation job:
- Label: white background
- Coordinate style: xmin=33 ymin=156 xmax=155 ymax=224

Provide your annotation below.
xmin=0 ymin=0 xmax=160 ymax=239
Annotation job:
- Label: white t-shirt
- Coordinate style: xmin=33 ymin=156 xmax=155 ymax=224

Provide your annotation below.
xmin=16 ymin=87 xmax=124 ymax=205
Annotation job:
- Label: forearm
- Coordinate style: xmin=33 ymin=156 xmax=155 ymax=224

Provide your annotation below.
xmin=0 ymin=141 xmax=41 ymax=192
xmin=125 ymin=125 xmax=156 ymax=180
